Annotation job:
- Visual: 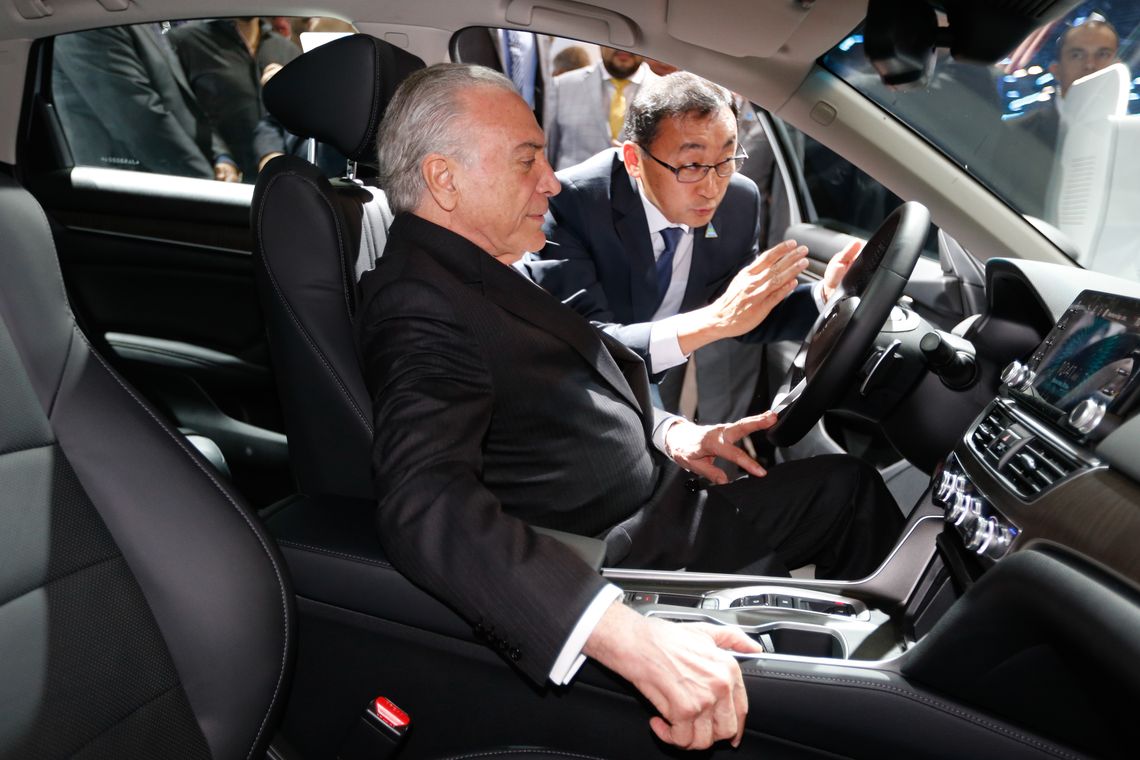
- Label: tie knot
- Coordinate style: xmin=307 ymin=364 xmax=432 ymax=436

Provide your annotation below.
xmin=659 ymin=226 xmax=683 ymax=254
xmin=611 ymin=78 xmax=628 ymax=93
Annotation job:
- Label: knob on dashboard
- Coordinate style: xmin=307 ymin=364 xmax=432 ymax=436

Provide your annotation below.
xmin=965 ymin=515 xmax=996 ymax=552
xmin=1000 ymin=361 xmax=1032 ymax=390
xmin=1068 ymin=399 xmax=1107 ymax=435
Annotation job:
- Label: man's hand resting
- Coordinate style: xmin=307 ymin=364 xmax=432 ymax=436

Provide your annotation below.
xmin=582 ymin=602 xmax=764 ymax=749
xmin=662 ymin=411 xmax=777 ymax=485
xmin=675 ymin=240 xmax=808 ymax=356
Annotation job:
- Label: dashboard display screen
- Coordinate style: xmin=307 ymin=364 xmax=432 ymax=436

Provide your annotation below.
xmin=1023 ymin=290 xmax=1140 ymax=416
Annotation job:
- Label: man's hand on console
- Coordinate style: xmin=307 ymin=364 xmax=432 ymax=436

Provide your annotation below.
xmin=675 ymin=240 xmax=809 ymax=356
xmin=582 ymin=601 xmax=764 ymax=750
xmin=662 ymin=412 xmax=776 ymax=485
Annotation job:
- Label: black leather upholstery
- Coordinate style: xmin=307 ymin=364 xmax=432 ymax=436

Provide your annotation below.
xmin=253 ymin=35 xmax=424 ymax=500
xmin=0 ymin=171 xmax=293 ymax=759
xmin=253 ymin=157 xmax=378 ymax=498
xmin=263 ymin=34 xmax=425 ymax=165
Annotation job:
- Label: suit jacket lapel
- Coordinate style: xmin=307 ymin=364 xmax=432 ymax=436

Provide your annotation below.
xmin=610 ymin=159 xmax=659 ymax=322
xmin=397 ymin=215 xmax=643 ymax=413
xmin=479 ymin=253 xmax=643 ymax=413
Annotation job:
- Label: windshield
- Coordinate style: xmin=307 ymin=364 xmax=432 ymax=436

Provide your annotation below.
xmin=823 ymin=2 xmax=1140 ymax=282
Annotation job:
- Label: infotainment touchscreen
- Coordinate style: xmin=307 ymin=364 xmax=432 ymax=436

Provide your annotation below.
xmin=1020 ymin=290 xmax=1140 ymax=417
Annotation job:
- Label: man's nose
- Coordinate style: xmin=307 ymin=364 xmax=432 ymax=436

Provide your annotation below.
xmin=696 ymin=170 xmax=720 ymax=197
xmin=538 ymin=159 xmax=561 ymax=197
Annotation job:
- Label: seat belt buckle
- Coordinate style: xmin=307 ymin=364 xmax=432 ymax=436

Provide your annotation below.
xmin=337 ymin=696 xmax=411 ymax=759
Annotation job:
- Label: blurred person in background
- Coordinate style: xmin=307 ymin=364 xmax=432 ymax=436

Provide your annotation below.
xmin=546 ymin=46 xmax=654 ymax=170
xmin=170 ymin=17 xmax=300 ymax=181
xmin=53 ymin=24 xmax=240 ymax=182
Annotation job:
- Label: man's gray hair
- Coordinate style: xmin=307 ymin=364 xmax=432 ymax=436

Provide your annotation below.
xmin=377 ymin=63 xmax=517 ymax=215
xmin=625 ymin=71 xmax=737 ymax=148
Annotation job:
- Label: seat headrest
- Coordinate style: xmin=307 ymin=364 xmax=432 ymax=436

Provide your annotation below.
xmin=263 ymin=34 xmax=425 ymax=164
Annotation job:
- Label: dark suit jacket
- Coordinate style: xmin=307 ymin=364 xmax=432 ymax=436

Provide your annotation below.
xmin=169 ymin=20 xmax=300 ymax=179
xmin=356 ymin=214 xmax=705 ymax=683
xmin=52 ymin=25 xmax=228 ymax=179
xmin=524 ymin=149 xmax=818 ymax=361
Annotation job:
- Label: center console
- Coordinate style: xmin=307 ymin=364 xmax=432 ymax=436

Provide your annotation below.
xmin=610 ymin=290 xmax=1140 ymax=674
xmin=933 ymin=289 xmax=1140 ymax=575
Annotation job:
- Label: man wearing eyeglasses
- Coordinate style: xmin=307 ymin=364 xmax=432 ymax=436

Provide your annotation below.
xmin=525 ymin=72 xmax=858 ymax=426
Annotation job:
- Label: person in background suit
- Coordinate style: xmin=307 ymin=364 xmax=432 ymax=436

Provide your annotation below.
xmin=452 ymin=28 xmax=553 ymax=125
xmin=526 ymin=73 xmax=858 ymax=425
xmin=546 ymin=46 xmax=654 ymax=170
xmin=169 ymin=17 xmax=300 ymax=181
xmin=357 ymin=62 xmax=902 ymax=751
xmin=988 ymin=15 xmax=1119 ymax=220
xmin=53 ymin=24 xmax=239 ymax=181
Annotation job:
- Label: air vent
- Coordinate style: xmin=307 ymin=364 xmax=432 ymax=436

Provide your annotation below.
xmin=970 ymin=407 xmax=1012 ymax=463
xmin=998 ymin=437 xmax=1081 ymax=499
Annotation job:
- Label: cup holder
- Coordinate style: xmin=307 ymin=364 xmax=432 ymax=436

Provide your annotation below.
xmin=754 ymin=624 xmax=847 ymax=659
xmin=649 ymin=612 xmax=850 ymax=660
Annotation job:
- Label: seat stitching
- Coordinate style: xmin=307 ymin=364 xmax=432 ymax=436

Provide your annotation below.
xmin=277 ymin=539 xmax=394 ymax=569
xmin=61 ymin=682 xmax=187 ymax=758
xmin=0 ymin=553 xmax=122 ymax=611
xmin=254 ymin=170 xmax=373 ymax=436
xmin=73 ymin=328 xmax=290 ymax=760
xmin=0 ymin=439 xmax=55 ymax=459
xmin=19 ymin=188 xmax=79 ymax=418
xmin=744 ymin=669 xmax=1082 ymax=758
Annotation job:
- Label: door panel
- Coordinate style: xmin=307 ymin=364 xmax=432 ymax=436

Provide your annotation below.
xmin=25 ymin=167 xmax=291 ymax=506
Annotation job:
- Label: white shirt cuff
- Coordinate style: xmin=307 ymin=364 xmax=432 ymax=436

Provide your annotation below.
xmin=811 ymin=280 xmax=827 ymax=313
xmin=651 ymin=412 xmax=685 ymax=456
xmin=548 ymin=584 xmax=624 ymax=685
xmin=647 ymin=314 xmax=690 ymax=373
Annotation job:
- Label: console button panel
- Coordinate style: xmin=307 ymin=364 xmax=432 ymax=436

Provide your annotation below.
xmin=934 ymin=453 xmax=1019 ymax=561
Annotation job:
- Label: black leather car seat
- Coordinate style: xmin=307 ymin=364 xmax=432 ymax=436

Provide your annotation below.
xmin=253 ymin=34 xmax=424 ymax=501
xmin=0 ymin=171 xmax=293 ymax=758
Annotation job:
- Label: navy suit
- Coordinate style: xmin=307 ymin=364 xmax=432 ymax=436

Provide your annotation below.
xmin=525 ymin=150 xmax=818 ymax=366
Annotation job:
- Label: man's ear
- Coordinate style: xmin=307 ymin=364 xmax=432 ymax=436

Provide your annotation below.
xmin=422 ymin=154 xmax=458 ymax=212
xmin=621 ymin=141 xmax=643 ymax=180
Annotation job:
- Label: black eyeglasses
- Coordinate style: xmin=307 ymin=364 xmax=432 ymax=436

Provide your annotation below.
xmin=638 ymin=145 xmax=748 ymax=183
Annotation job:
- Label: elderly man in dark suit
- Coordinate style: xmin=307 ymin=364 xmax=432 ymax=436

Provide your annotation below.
xmin=525 ymin=72 xmax=858 ymax=427
xmin=53 ymin=24 xmax=238 ymax=181
xmin=356 ymin=63 xmax=901 ymax=751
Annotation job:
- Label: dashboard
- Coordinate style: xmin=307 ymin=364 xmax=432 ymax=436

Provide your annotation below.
xmin=936 ymin=264 xmax=1140 ymax=589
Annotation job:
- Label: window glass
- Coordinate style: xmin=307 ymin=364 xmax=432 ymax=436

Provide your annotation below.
xmin=51 ymin=17 xmax=352 ymax=184
xmin=822 ymin=2 xmax=1140 ymax=280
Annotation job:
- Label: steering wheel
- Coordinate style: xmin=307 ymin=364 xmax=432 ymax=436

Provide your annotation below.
xmin=766 ymin=201 xmax=930 ymax=446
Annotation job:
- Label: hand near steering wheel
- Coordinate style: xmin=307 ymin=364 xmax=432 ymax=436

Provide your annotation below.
xmin=767 ymin=202 xmax=930 ymax=446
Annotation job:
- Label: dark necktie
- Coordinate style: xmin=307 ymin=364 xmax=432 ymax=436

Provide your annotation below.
xmin=655 ymin=227 xmax=683 ymax=309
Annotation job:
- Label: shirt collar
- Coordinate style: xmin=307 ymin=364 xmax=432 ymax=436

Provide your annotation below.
xmin=636 ymin=179 xmax=690 ymax=236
